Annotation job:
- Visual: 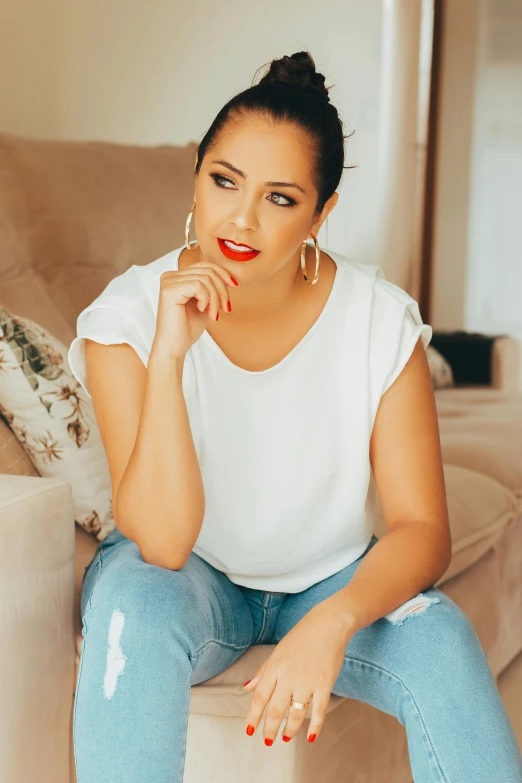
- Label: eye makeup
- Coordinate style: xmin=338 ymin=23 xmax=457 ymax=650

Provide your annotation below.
xmin=209 ymin=173 xmax=297 ymax=208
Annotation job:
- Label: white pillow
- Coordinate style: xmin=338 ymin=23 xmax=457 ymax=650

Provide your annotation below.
xmin=426 ymin=345 xmax=455 ymax=389
xmin=0 ymin=306 xmax=115 ymax=541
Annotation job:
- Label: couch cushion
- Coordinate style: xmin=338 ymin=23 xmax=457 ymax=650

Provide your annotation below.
xmin=435 ymin=389 xmax=522 ymax=501
xmin=373 ymin=462 xmax=520 ymax=586
xmin=434 ymin=465 xmax=520 ymax=584
xmin=0 ymin=267 xmax=76 ymax=348
xmin=0 ymin=131 xmax=197 ymax=339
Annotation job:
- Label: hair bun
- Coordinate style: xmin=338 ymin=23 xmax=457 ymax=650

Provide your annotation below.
xmin=259 ymin=51 xmax=330 ymax=103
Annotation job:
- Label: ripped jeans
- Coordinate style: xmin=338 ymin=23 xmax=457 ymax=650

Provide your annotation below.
xmin=73 ymin=529 xmax=522 ymax=783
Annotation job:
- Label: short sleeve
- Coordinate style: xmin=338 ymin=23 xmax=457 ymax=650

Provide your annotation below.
xmin=68 ymin=307 xmax=150 ymax=399
xmin=370 ymin=272 xmax=432 ymax=402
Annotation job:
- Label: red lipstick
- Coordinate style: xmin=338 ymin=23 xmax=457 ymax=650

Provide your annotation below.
xmin=217 ymin=238 xmax=260 ymax=262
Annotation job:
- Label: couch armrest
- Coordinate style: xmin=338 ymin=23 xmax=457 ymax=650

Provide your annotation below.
xmin=491 ymin=336 xmax=522 ymax=392
xmin=431 ymin=331 xmax=521 ymax=392
xmin=0 ymin=474 xmax=75 ymax=783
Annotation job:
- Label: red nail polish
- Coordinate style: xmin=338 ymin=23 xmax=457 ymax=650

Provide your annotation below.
xmin=282 ymin=735 xmax=291 ymax=742
xmin=246 ymin=725 xmax=254 ymax=736
xmin=243 ymin=679 xmax=251 ymax=686
xmin=264 ymin=738 xmax=273 ymax=746
xmin=230 ymin=276 xmax=239 ymax=286
xmin=227 ymin=301 xmax=232 ymax=312
xmin=308 ymin=733 xmax=317 ymax=743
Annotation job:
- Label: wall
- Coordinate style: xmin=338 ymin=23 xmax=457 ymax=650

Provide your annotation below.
xmin=0 ymin=0 xmax=384 ymax=266
xmin=465 ymin=0 xmax=522 ymax=341
xmin=431 ymin=0 xmax=522 ymax=354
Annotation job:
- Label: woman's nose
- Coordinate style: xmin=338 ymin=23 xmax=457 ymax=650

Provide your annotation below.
xmin=229 ymin=200 xmax=260 ymax=232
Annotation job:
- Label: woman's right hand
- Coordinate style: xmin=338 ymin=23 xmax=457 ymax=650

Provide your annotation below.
xmin=151 ymin=260 xmax=239 ymax=360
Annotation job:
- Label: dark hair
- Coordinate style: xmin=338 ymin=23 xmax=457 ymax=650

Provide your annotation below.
xmin=194 ymin=51 xmax=356 ymax=219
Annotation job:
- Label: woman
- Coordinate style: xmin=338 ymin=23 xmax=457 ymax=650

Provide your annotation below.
xmin=69 ymin=52 xmax=522 ymax=782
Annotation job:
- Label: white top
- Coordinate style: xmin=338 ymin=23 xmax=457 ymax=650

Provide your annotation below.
xmin=68 ymin=243 xmax=432 ymax=592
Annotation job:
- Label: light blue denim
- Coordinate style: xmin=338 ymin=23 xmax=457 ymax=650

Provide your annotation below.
xmin=74 ymin=528 xmax=522 ymax=782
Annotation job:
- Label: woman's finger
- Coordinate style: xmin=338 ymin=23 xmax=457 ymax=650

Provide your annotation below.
xmin=301 ymin=688 xmax=329 ymax=743
xmin=177 ymin=274 xmax=221 ymax=319
xmin=174 ymin=262 xmax=236 ymax=312
xmin=244 ymin=669 xmax=276 ymax=740
xmin=265 ymin=688 xmax=310 ymax=745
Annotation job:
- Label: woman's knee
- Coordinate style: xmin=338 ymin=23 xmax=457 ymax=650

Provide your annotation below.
xmin=430 ymin=592 xmax=487 ymax=667
xmin=82 ymin=538 xmax=197 ymax=628
xmin=423 ymin=590 xmax=479 ymax=640
xmin=80 ymin=548 xmax=202 ymax=678
xmin=393 ymin=590 xmax=486 ymax=679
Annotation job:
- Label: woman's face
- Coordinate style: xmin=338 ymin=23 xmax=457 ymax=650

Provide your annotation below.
xmin=192 ymin=115 xmax=338 ymax=285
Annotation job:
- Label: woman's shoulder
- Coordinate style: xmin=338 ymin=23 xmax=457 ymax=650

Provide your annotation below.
xmin=326 ymin=247 xmax=385 ymax=291
xmin=68 ymin=246 xmax=183 ymax=397
xmin=327 ymin=247 xmax=423 ymax=317
xmin=370 ymin=269 xmax=429 ymax=339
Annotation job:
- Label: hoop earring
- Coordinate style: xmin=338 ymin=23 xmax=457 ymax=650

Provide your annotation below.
xmin=185 ymin=201 xmax=199 ymax=250
xmin=301 ymin=234 xmax=321 ymax=285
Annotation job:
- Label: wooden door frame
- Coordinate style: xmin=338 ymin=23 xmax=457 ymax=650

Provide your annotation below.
xmin=419 ymin=0 xmax=444 ymax=324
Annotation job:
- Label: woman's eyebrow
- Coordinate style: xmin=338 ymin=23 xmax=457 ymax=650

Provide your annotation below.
xmin=210 ymin=159 xmax=307 ymax=194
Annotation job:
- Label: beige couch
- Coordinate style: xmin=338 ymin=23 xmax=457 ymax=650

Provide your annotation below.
xmin=1 ymin=129 xmax=521 ymax=783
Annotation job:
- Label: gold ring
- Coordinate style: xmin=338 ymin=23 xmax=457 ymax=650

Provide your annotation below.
xmin=289 ymin=699 xmax=309 ymax=711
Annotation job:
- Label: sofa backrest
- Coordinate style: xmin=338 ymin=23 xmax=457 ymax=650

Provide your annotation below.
xmin=0 ymin=130 xmax=197 ymax=346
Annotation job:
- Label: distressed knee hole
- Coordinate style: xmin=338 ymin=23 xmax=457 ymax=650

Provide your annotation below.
xmin=103 ymin=609 xmax=126 ymax=699
xmin=384 ymin=593 xmax=440 ymax=626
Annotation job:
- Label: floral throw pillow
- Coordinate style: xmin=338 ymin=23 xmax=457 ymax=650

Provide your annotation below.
xmin=426 ymin=345 xmax=455 ymax=389
xmin=0 ymin=306 xmax=115 ymax=541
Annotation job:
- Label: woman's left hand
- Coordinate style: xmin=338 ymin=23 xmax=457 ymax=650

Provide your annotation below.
xmin=243 ymin=597 xmax=355 ymax=745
